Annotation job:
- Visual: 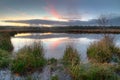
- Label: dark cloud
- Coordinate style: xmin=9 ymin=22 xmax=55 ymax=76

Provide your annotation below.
xmin=5 ymin=16 xmax=120 ymax=26
xmin=5 ymin=19 xmax=67 ymax=26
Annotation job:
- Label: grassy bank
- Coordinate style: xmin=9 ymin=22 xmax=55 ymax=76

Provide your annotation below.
xmin=11 ymin=42 xmax=46 ymax=75
xmin=0 ymin=33 xmax=12 ymax=69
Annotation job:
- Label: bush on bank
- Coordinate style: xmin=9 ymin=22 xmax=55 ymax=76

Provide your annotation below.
xmin=87 ymin=35 xmax=120 ymax=63
xmin=11 ymin=42 xmax=46 ymax=75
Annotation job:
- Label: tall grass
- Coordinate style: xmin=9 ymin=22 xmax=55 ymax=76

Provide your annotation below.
xmin=87 ymin=35 xmax=120 ymax=63
xmin=0 ymin=49 xmax=11 ymax=69
xmin=11 ymin=42 xmax=46 ymax=75
xmin=62 ymin=45 xmax=80 ymax=66
xmin=62 ymin=42 xmax=120 ymax=80
xmin=0 ymin=33 xmax=13 ymax=51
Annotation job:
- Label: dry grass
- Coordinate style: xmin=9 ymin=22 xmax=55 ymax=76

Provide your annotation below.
xmin=87 ymin=35 xmax=120 ymax=63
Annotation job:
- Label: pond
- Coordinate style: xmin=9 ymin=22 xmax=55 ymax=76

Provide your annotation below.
xmin=11 ymin=33 xmax=120 ymax=62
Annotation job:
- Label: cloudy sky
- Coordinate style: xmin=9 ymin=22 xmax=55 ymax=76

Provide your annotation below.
xmin=0 ymin=0 xmax=120 ymax=26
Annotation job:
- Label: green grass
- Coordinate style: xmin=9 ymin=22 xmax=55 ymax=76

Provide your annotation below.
xmin=87 ymin=35 xmax=120 ymax=63
xmin=62 ymin=45 xmax=80 ymax=66
xmin=11 ymin=42 xmax=46 ymax=75
xmin=68 ymin=63 xmax=119 ymax=80
xmin=0 ymin=49 xmax=11 ymax=69
xmin=0 ymin=33 xmax=13 ymax=52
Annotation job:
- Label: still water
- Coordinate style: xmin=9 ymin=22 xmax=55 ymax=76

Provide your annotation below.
xmin=11 ymin=33 xmax=120 ymax=62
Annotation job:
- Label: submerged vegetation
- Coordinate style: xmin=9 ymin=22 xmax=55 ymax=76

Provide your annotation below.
xmin=11 ymin=42 xmax=46 ymax=75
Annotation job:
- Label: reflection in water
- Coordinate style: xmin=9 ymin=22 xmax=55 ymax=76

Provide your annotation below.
xmin=15 ymin=33 xmax=32 ymax=37
xmin=11 ymin=33 xmax=104 ymax=62
xmin=2 ymin=33 xmax=120 ymax=80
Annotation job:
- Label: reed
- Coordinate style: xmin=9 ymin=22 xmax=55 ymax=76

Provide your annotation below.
xmin=62 ymin=45 xmax=80 ymax=66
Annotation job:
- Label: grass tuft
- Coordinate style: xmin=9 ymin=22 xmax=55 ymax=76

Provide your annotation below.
xmin=62 ymin=45 xmax=80 ymax=66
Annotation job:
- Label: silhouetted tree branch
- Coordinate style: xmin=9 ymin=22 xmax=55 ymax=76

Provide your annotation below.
xmin=97 ymin=15 xmax=109 ymax=33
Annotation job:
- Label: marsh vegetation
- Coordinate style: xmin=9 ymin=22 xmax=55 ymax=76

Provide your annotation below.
xmin=61 ymin=35 xmax=120 ymax=80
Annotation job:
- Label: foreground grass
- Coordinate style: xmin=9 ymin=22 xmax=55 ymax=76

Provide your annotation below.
xmin=87 ymin=35 xmax=120 ymax=63
xmin=11 ymin=42 xmax=46 ymax=75
xmin=0 ymin=33 xmax=13 ymax=52
xmin=0 ymin=49 xmax=11 ymax=69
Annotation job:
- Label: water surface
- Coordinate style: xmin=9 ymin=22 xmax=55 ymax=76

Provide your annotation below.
xmin=11 ymin=33 xmax=120 ymax=62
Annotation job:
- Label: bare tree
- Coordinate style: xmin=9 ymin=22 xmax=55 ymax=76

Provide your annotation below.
xmin=97 ymin=15 xmax=109 ymax=26
xmin=97 ymin=15 xmax=109 ymax=33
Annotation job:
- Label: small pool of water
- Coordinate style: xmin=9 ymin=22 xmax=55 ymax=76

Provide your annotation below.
xmin=11 ymin=33 xmax=120 ymax=62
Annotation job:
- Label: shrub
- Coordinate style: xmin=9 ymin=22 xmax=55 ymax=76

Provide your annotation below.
xmin=87 ymin=35 xmax=120 ymax=63
xmin=0 ymin=49 xmax=11 ymax=69
xmin=62 ymin=45 xmax=80 ymax=66
xmin=11 ymin=42 xmax=46 ymax=75
xmin=0 ymin=33 xmax=13 ymax=51
xmin=68 ymin=63 xmax=119 ymax=80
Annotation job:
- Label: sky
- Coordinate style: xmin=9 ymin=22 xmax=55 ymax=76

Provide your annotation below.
xmin=0 ymin=0 xmax=120 ymax=26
